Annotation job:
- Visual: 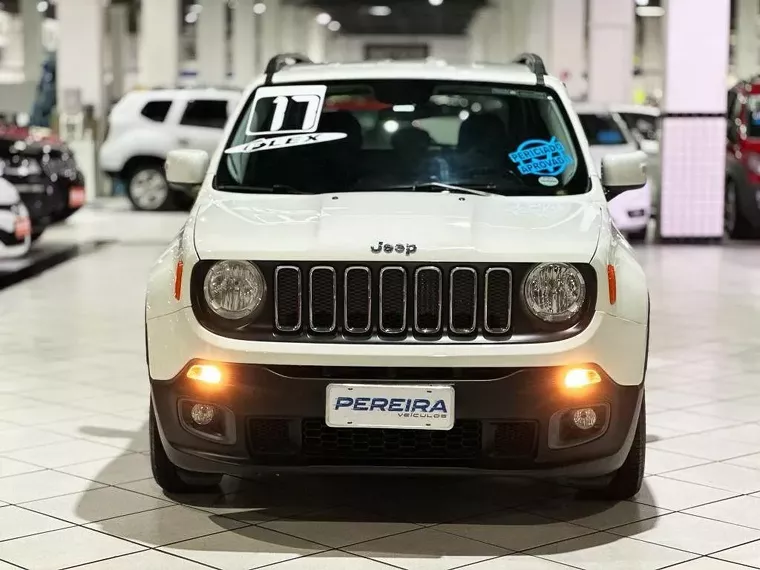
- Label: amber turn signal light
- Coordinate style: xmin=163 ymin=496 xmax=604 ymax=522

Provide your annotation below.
xmin=564 ymin=368 xmax=602 ymax=389
xmin=186 ymin=364 xmax=223 ymax=385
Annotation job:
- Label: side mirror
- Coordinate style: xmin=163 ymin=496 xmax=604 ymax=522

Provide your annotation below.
xmin=601 ymin=150 xmax=648 ymax=201
xmin=639 ymin=139 xmax=659 ymax=156
xmin=165 ymin=149 xmax=209 ymax=190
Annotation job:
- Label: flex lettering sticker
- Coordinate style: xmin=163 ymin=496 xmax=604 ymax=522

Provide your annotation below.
xmin=225 ymin=85 xmax=347 ymax=154
xmin=508 ymin=137 xmax=573 ymax=176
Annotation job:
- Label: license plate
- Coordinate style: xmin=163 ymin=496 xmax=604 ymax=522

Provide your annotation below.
xmin=325 ymin=383 xmax=454 ymax=431
xmin=14 ymin=216 xmax=31 ymax=240
xmin=69 ymin=186 xmax=85 ymax=208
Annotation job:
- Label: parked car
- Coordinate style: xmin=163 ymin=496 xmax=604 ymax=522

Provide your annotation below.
xmin=575 ymin=104 xmax=652 ymax=242
xmin=99 ymin=87 xmax=241 ymax=211
xmin=146 ymin=54 xmax=650 ymax=500
xmin=726 ymin=79 xmax=760 ymax=238
xmin=0 ymin=177 xmax=31 ymax=258
xmin=0 ymin=131 xmax=85 ymax=241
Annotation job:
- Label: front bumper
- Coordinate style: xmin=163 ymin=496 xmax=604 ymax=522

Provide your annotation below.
xmin=151 ymin=363 xmax=644 ymax=478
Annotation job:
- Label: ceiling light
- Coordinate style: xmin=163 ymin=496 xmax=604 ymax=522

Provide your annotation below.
xmin=36 ymin=0 xmax=48 ymax=12
xmin=429 ymin=0 xmax=443 ymax=6
xmin=636 ymin=5 xmax=664 ymax=16
xmin=316 ymin=12 xmax=332 ymax=25
xmin=383 ymin=120 xmax=400 ymax=133
xmin=328 ymin=20 xmax=341 ymax=31
xmin=368 ymin=5 xmax=392 ymax=16
xmin=185 ymin=10 xmax=199 ymax=23
xmin=189 ymin=3 xmax=202 ymax=12
xmin=253 ymin=2 xmax=266 ymax=14
xmin=635 ymin=0 xmax=649 ymax=5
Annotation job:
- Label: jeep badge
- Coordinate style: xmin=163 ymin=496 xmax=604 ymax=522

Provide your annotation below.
xmin=370 ymin=241 xmax=417 ymax=256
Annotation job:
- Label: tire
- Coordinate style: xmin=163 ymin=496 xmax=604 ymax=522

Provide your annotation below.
xmin=627 ymin=228 xmax=647 ymax=243
xmin=126 ymin=162 xmax=174 ymax=212
xmin=582 ymin=395 xmax=646 ymax=501
xmin=149 ymin=403 xmax=222 ymax=494
xmin=725 ymin=179 xmax=760 ymax=239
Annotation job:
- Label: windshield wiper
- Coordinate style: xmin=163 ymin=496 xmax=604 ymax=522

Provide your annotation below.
xmin=357 ymin=181 xmax=494 ymax=196
xmin=214 ymin=184 xmax=310 ymax=195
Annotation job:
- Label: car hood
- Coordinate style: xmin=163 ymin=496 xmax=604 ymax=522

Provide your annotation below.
xmin=193 ymin=192 xmax=604 ymax=263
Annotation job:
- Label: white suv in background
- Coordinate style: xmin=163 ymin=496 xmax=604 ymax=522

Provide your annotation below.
xmin=99 ymin=87 xmax=241 ymax=211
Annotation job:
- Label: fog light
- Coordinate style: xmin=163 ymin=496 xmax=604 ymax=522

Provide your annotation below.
xmin=187 ymin=364 xmax=222 ymax=385
xmin=564 ymin=368 xmax=602 ymax=389
xmin=190 ymin=403 xmax=216 ymax=426
xmin=572 ymin=407 xmax=597 ymax=430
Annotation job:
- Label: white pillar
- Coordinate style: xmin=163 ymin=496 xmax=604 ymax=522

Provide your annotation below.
xmin=306 ymin=14 xmax=327 ymax=63
xmin=293 ymin=9 xmax=313 ymax=55
xmin=260 ymin=0 xmax=282 ymax=65
xmin=734 ymin=0 xmax=760 ymax=79
xmin=525 ymin=0 xmax=550 ymax=57
xmin=658 ymin=0 xmax=731 ymax=240
xmin=468 ymin=9 xmax=487 ymax=63
xmin=57 ymin=0 xmax=106 ymax=117
xmin=508 ymin=0 xmax=529 ymax=57
xmin=21 ymin=0 xmax=45 ymax=84
xmin=281 ymin=5 xmax=299 ymax=54
xmin=137 ymin=0 xmax=179 ymax=88
xmin=232 ymin=0 xmax=256 ymax=86
xmin=108 ymin=3 xmax=129 ymax=101
xmin=588 ymin=0 xmax=635 ymax=104
xmin=639 ymin=14 xmax=665 ymax=97
xmin=546 ymin=0 xmax=586 ymax=99
xmin=197 ymin=0 xmax=227 ymax=85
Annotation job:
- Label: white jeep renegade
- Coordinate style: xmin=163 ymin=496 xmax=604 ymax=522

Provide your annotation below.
xmin=145 ymin=54 xmax=650 ymax=500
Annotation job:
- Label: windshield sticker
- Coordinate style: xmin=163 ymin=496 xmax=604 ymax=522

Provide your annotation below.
xmin=538 ymin=176 xmax=559 ymax=187
xmin=508 ymin=137 xmax=573 ymax=176
xmin=226 ymin=84 xmax=347 ymax=154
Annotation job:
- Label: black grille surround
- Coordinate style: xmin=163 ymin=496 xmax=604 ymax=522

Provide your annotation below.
xmin=191 ymin=261 xmax=597 ymax=344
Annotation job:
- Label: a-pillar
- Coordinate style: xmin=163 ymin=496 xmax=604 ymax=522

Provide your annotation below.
xmin=734 ymin=0 xmax=760 ymax=79
xmin=197 ymin=0 xmax=227 ymax=85
xmin=137 ymin=0 xmax=180 ymax=88
xmin=658 ymin=0 xmax=731 ymax=240
xmin=21 ymin=0 xmax=45 ymax=84
xmin=588 ymin=0 xmax=635 ymax=104
xmin=260 ymin=0 xmax=282 ymax=65
xmin=232 ymin=0 xmax=256 ymax=86
xmin=108 ymin=3 xmax=129 ymax=102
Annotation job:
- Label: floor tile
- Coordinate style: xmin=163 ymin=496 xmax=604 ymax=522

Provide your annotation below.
xmin=462 ymin=554 xmax=583 ymax=569
xmin=264 ymin=551 xmax=400 ymax=569
xmin=666 ymin=558 xmax=758 ymax=569
xmin=2 ymin=439 xmax=127 ymax=468
xmin=0 ymin=457 xmax=45 ymax=478
xmin=632 ymin=476 xmax=738 ymax=511
xmin=85 ymin=504 xmax=247 ymax=547
xmin=260 ymin=507 xmax=421 ymax=548
xmin=0 ymin=427 xmax=72 ymax=453
xmin=72 ymin=549 xmax=213 ymax=570
xmin=521 ymin=499 xmax=668 ymax=531
xmin=54 ymin=452 xmax=153 ymax=485
xmin=346 ymin=527 xmax=508 ymax=570
xmin=0 ymin=470 xmax=105 ymax=504
xmin=646 ymin=411 xmax=740 ymax=435
xmin=610 ymin=511 xmax=760 ymax=555
xmin=661 ymin=462 xmax=760 ymax=494
xmin=526 ymin=532 xmax=697 ymax=569
xmin=160 ymin=526 xmax=325 ymax=570
xmin=647 ymin=433 xmax=760 ymax=462
xmin=23 ymin=486 xmax=173 ymax=524
xmin=0 ymin=505 xmax=72 ymax=541
xmin=0 ymin=526 xmax=144 ymax=570
xmin=727 ymin=452 xmax=760 ymax=471
xmin=438 ymin=510 xmax=595 ymax=551
xmin=644 ymin=450 xmax=710 ymax=476
xmin=685 ymin=496 xmax=760 ymax=530
xmin=714 ymin=539 xmax=760 ymax=567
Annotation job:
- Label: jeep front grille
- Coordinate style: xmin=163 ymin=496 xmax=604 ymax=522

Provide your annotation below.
xmin=273 ymin=264 xmax=512 ymax=339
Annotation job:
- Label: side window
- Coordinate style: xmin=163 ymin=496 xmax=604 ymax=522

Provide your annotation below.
xmin=140 ymin=100 xmax=172 ymax=122
xmin=180 ymin=99 xmax=229 ymax=129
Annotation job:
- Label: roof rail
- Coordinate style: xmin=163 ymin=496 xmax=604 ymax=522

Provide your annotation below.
xmin=264 ymin=53 xmax=313 ymax=85
xmin=513 ymin=53 xmax=547 ymax=85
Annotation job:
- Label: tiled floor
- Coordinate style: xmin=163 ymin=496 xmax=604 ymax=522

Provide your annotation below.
xmin=1 ymin=204 xmax=760 ymax=569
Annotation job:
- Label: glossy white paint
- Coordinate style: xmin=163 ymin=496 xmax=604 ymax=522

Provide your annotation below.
xmin=145 ymin=59 xmax=649 ymax=389
xmin=0 ymin=178 xmax=31 ymax=258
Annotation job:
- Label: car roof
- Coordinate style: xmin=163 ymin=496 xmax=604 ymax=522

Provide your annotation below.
xmin=270 ymin=60 xmax=548 ymax=87
xmin=128 ymin=87 xmax=241 ymax=100
xmin=572 ymin=103 xmax=615 ymax=115
xmin=609 ymin=104 xmax=660 ymax=116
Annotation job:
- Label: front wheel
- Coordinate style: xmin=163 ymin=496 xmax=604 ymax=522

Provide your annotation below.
xmin=149 ymin=403 xmax=222 ymax=494
xmin=127 ymin=165 xmax=174 ymax=212
xmin=725 ymin=179 xmax=760 ymax=239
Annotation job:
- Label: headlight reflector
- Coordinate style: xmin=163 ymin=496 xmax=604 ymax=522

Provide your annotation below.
xmin=203 ymin=260 xmax=265 ymax=320
xmin=523 ymin=263 xmax=586 ymax=323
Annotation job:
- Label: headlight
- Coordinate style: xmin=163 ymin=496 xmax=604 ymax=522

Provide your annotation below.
xmin=523 ymin=263 xmax=586 ymax=323
xmin=203 ymin=260 xmax=266 ymax=320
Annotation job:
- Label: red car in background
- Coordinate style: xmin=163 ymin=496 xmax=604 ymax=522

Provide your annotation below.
xmin=726 ymin=80 xmax=760 ymax=239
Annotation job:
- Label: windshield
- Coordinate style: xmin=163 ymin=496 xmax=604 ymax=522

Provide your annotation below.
xmin=577 ymin=113 xmax=628 ymax=146
xmin=746 ymin=96 xmax=760 ymax=138
xmin=618 ymin=112 xmax=660 ymax=142
xmin=216 ymin=80 xmax=589 ymax=196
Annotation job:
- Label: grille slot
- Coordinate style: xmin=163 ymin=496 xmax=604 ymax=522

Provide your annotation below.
xmin=274 ymin=266 xmax=302 ymax=332
xmin=450 ymin=267 xmax=477 ymax=334
xmin=344 ymin=267 xmax=371 ymax=334
xmin=414 ymin=266 xmax=442 ymax=334
xmin=484 ymin=268 xmax=512 ymax=334
xmin=492 ymin=421 xmax=538 ymax=458
xmin=301 ymin=419 xmax=482 ymax=460
xmin=379 ymin=266 xmax=407 ymax=334
xmin=309 ymin=266 xmax=337 ymax=333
